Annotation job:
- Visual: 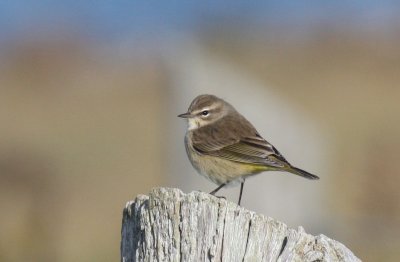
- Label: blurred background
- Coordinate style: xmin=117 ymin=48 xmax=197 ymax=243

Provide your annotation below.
xmin=0 ymin=1 xmax=399 ymax=261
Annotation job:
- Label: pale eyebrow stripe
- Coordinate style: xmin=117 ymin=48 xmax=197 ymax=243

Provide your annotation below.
xmin=193 ymin=107 xmax=211 ymax=114
xmin=202 ymin=104 xmax=219 ymax=111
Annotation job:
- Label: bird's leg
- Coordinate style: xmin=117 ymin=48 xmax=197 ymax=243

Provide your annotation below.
xmin=238 ymin=181 xmax=245 ymax=206
xmin=209 ymin=183 xmax=226 ymax=198
xmin=209 ymin=183 xmax=226 ymax=195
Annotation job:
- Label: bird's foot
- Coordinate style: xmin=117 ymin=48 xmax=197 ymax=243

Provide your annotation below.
xmin=211 ymin=195 xmax=226 ymax=200
xmin=197 ymin=190 xmax=225 ymax=200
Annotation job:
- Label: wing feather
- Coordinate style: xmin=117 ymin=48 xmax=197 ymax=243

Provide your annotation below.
xmin=190 ymin=113 xmax=290 ymax=168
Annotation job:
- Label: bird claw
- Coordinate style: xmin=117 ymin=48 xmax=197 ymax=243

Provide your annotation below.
xmin=196 ymin=190 xmax=226 ymax=200
xmin=213 ymin=195 xmax=226 ymax=200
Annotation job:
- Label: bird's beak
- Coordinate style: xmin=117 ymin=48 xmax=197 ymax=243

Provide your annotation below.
xmin=178 ymin=112 xmax=192 ymax=118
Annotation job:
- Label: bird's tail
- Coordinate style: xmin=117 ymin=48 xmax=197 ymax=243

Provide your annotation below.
xmin=287 ymin=166 xmax=319 ymax=180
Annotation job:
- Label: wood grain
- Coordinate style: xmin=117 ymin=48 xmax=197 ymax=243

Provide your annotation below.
xmin=121 ymin=188 xmax=360 ymax=262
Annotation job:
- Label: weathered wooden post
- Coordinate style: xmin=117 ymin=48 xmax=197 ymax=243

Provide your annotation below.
xmin=121 ymin=188 xmax=360 ymax=262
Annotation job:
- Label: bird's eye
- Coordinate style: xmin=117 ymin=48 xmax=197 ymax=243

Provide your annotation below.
xmin=201 ymin=110 xmax=209 ymax=116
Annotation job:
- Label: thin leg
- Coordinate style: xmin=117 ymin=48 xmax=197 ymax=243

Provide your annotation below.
xmin=238 ymin=181 xmax=245 ymax=205
xmin=209 ymin=183 xmax=226 ymax=195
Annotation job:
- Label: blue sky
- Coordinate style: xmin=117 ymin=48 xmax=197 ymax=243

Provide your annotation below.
xmin=0 ymin=1 xmax=398 ymax=42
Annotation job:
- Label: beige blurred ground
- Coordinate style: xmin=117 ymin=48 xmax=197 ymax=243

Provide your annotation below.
xmin=0 ymin=28 xmax=399 ymax=261
xmin=0 ymin=41 xmax=165 ymax=261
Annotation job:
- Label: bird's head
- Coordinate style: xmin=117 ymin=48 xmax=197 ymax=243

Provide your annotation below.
xmin=178 ymin=94 xmax=233 ymax=130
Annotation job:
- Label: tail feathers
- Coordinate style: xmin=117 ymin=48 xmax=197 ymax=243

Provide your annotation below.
xmin=288 ymin=166 xmax=319 ymax=180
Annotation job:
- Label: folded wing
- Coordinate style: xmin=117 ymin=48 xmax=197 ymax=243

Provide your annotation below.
xmin=193 ymin=133 xmax=289 ymax=169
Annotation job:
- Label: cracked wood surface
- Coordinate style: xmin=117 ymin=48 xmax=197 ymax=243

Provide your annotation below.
xmin=121 ymin=188 xmax=360 ymax=262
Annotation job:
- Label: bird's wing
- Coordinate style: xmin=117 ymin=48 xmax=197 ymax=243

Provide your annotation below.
xmin=192 ymin=132 xmax=288 ymax=168
xmin=220 ymin=136 xmax=288 ymax=168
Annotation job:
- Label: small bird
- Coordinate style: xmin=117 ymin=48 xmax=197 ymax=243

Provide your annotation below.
xmin=178 ymin=94 xmax=319 ymax=205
